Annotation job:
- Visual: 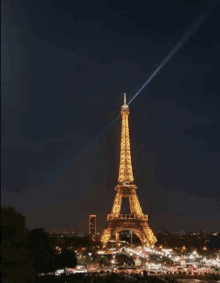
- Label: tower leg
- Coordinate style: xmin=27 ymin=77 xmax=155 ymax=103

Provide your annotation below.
xmin=101 ymin=228 xmax=111 ymax=247
xmin=115 ymin=231 xmax=119 ymax=242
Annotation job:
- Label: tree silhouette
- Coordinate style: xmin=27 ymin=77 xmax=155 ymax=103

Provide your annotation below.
xmin=1 ymin=207 xmax=36 ymax=283
xmin=156 ymin=233 xmax=165 ymax=245
xmin=55 ymin=248 xmax=77 ymax=274
xmin=85 ymin=254 xmax=93 ymax=265
xmin=100 ymin=255 xmax=112 ymax=266
xmin=207 ymin=236 xmax=220 ymax=249
xmin=28 ymin=228 xmax=57 ymax=274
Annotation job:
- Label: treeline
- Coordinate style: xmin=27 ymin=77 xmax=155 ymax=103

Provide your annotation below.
xmin=55 ymin=231 xmax=220 ymax=251
xmin=55 ymin=235 xmax=90 ymax=248
xmin=54 ymin=235 xmax=103 ymax=253
xmin=156 ymin=232 xmax=220 ymax=250
xmin=1 ymin=207 xmax=77 ymax=283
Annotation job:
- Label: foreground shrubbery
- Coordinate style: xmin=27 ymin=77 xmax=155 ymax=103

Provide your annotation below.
xmin=1 ymin=207 xmax=77 ymax=283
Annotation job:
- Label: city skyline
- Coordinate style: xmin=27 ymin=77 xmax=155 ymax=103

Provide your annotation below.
xmin=2 ymin=0 xmax=220 ymax=234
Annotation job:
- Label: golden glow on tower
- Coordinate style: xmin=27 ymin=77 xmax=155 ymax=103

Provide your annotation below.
xmin=100 ymin=94 xmax=157 ymax=247
xmin=118 ymin=93 xmax=134 ymax=184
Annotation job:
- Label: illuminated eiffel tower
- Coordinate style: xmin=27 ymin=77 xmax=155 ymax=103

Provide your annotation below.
xmin=100 ymin=94 xmax=157 ymax=247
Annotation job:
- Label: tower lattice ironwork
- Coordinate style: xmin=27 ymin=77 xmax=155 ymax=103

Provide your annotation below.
xmin=100 ymin=94 xmax=157 ymax=247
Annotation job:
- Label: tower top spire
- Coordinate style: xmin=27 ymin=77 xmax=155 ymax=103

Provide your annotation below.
xmin=122 ymin=93 xmax=129 ymax=111
xmin=124 ymin=93 xmax=127 ymax=105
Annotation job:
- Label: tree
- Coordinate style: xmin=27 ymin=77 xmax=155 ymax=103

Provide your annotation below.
xmin=1 ymin=207 xmax=36 ymax=283
xmin=100 ymin=255 xmax=111 ymax=266
xmin=156 ymin=233 xmax=165 ymax=245
xmin=207 ymin=236 xmax=220 ymax=249
xmin=28 ymin=228 xmax=57 ymax=275
xmin=55 ymin=248 xmax=77 ymax=274
xmin=94 ymin=255 xmax=102 ymax=263
xmin=192 ymin=239 xmax=198 ymax=247
xmin=85 ymin=254 xmax=93 ymax=265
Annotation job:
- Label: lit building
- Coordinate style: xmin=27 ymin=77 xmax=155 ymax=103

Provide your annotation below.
xmin=89 ymin=214 xmax=97 ymax=235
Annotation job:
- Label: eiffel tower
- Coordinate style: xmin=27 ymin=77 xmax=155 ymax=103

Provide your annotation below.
xmin=100 ymin=94 xmax=157 ymax=247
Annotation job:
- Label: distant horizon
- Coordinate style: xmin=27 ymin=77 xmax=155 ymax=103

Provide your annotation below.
xmin=48 ymin=229 xmax=219 ymax=233
xmin=4 ymin=204 xmax=219 ymax=235
xmin=3 ymin=204 xmax=220 ymax=235
xmin=48 ymin=228 xmax=219 ymax=233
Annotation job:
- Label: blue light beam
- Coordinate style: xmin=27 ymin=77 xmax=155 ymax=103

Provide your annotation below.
xmin=86 ymin=114 xmax=121 ymax=148
xmin=128 ymin=9 xmax=207 ymax=105
xmin=81 ymin=1 xmax=217 ymax=150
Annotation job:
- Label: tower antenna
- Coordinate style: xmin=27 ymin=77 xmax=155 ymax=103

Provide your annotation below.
xmin=124 ymin=93 xmax=127 ymax=105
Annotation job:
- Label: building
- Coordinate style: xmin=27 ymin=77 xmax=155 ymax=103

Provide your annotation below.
xmin=89 ymin=214 xmax=97 ymax=236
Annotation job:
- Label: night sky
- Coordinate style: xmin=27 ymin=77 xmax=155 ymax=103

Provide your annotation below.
xmin=2 ymin=0 xmax=220 ymax=234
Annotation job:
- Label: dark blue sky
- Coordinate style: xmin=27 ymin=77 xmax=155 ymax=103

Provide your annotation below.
xmin=2 ymin=0 xmax=220 ymax=234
